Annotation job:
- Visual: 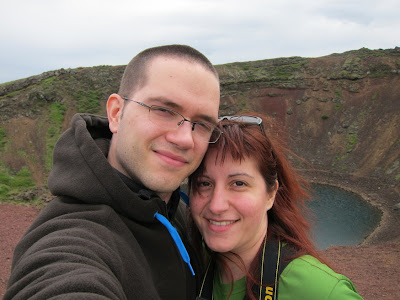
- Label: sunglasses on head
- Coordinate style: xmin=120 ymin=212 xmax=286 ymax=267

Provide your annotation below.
xmin=218 ymin=115 xmax=266 ymax=136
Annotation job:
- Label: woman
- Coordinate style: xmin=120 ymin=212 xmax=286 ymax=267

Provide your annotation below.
xmin=189 ymin=114 xmax=363 ymax=300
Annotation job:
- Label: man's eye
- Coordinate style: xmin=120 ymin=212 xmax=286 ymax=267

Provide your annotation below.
xmin=195 ymin=122 xmax=212 ymax=131
xmin=152 ymin=106 xmax=176 ymax=116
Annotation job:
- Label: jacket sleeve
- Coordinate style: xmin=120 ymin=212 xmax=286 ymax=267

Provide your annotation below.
xmin=4 ymin=204 xmax=129 ymax=300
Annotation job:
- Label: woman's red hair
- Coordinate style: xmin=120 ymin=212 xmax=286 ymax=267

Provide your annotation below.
xmin=189 ymin=113 xmax=323 ymax=299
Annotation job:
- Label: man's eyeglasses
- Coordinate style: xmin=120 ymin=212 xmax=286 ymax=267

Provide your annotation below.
xmin=122 ymin=96 xmax=223 ymax=144
xmin=218 ymin=115 xmax=266 ymax=136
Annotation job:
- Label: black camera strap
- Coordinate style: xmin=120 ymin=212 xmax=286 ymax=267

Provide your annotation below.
xmin=196 ymin=237 xmax=293 ymax=300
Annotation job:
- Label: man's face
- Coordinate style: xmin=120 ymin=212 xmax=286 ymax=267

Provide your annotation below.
xmin=107 ymin=56 xmax=220 ymax=202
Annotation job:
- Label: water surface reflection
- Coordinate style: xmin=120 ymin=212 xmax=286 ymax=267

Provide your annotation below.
xmin=308 ymin=184 xmax=381 ymax=250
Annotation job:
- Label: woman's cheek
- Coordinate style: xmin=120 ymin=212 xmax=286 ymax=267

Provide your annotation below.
xmin=190 ymin=196 xmax=201 ymax=215
xmin=191 ymin=196 xmax=207 ymax=220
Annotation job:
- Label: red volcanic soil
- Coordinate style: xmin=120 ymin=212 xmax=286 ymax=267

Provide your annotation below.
xmin=0 ymin=203 xmax=399 ymax=300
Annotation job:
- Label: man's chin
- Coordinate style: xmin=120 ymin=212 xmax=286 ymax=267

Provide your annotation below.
xmin=145 ymin=181 xmax=183 ymax=199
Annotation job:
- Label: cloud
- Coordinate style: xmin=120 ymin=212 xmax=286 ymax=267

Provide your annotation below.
xmin=1 ymin=0 xmax=399 ymax=83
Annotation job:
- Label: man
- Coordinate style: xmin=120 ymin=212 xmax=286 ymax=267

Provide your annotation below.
xmin=5 ymin=45 xmax=221 ymax=299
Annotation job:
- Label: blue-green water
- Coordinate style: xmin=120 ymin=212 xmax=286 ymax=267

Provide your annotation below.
xmin=308 ymin=184 xmax=382 ymax=250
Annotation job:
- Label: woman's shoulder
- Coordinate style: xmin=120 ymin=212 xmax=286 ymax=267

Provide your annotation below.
xmin=278 ymin=255 xmax=364 ymax=300
xmin=284 ymin=255 xmax=343 ymax=279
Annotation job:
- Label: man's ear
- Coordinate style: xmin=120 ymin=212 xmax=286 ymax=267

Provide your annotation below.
xmin=107 ymin=94 xmax=124 ymax=133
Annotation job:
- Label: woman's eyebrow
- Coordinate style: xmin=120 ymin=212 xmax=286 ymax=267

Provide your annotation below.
xmin=228 ymin=173 xmax=254 ymax=179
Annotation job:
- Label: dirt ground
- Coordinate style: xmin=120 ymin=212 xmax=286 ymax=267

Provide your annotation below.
xmin=0 ymin=204 xmax=41 ymax=299
xmin=1 ymin=203 xmax=399 ymax=300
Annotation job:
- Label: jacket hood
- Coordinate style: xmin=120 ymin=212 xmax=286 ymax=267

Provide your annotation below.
xmin=48 ymin=113 xmax=179 ymax=222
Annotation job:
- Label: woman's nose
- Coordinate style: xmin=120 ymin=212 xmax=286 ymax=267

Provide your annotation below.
xmin=208 ymin=186 xmax=229 ymax=214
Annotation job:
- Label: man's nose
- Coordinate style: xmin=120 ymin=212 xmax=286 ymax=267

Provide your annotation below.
xmin=165 ymin=120 xmax=195 ymax=149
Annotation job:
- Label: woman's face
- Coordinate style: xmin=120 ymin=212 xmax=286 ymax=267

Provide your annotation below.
xmin=190 ymin=148 xmax=277 ymax=257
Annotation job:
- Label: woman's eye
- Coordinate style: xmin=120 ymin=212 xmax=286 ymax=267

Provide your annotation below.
xmin=233 ymin=181 xmax=246 ymax=187
xmin=198 ymin=181 xmax=211 ymax=187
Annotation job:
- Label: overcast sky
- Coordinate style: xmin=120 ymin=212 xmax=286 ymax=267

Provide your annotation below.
xmin=1 ymin=0 xmax=399 ymax=84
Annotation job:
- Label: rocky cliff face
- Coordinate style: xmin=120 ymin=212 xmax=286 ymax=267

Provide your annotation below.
xmin=216 ymin=48 xmax=400 ymax=193
xmin=0 ymin=48 xmax=399 ymax=217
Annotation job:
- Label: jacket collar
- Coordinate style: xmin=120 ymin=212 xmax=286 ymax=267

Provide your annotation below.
xmin=114 ymin=168 xmax=181 ymax=220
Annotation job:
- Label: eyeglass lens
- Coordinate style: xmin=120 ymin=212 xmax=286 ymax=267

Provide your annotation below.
xmin=148 ymin=106 xmax=221 ymax=143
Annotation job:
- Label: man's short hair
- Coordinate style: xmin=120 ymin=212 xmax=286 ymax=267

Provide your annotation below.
xmin=118 ymin=44 xmax=219 ymax=98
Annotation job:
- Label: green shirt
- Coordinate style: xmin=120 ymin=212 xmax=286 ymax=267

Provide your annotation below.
xmin=212 ymin=255 xmax=363 ymax=300
xmin=213 ymin=269 xmax=246 ymax=300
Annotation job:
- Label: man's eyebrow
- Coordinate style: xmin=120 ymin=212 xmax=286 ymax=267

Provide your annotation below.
xmin=147 ymin=96 xmax=181 ymax=108
xmin=147 ymin=97 xmax=217 ymax=123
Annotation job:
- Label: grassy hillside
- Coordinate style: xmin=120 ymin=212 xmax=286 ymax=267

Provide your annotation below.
xmin=0 ymin=47 xmax=399 ymax=208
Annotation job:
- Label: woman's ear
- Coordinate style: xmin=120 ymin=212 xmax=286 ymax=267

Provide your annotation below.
xmin=107 ymin=94 xmax=124 ymax=133
xmin=266 ymin=180 xmax=279 ymax=211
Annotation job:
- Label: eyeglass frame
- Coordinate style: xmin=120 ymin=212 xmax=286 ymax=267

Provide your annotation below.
xmin=121 ymin=96 xmax=223 ymax=144
xmin=218 ymin=115 xmax=266 ymax=136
